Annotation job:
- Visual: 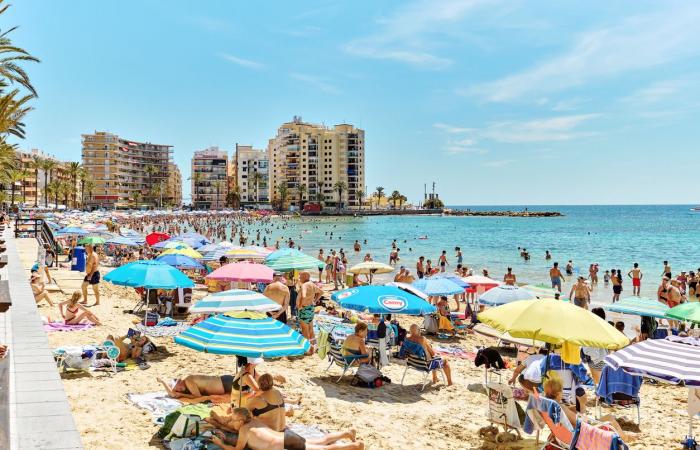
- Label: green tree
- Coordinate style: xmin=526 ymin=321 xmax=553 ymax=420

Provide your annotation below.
xmin=40 ymin=158 xmax=56 ymax=208
xmin=212 ymin=179 xmax=225 ymax=210
xmin=78 ymin=167 xmax=86 ymax=208
xmin=132 ymin=190 xmax=141 ymax=208
xmin=29 ymin=155 xmax=42 ymax=206
xmin=227 ymin=184 xmax=240 ymax=209
xmin=333 ymin=181 xmax=346 ymax=210
xmin=276 ymin=184 xmax=288 ymax=212
xmin=356 ymin=189 xmax=364 ymax=210
xmin=83 ymin=179 xmax=95 ymax=207
xmin=374 ymin=186 xmax=384 ymax=209
xmin=6 ymin=167 xmax=22 ymax=206
xmin=296 ymin=183 xmax=307 ymax=209
xmin=390 ymin=190 xmax=401 ymax=208
xmin=250 ymin=171 xmax=263 ymax=204
xmin=67 ymin=161 xmax=81 ymax=208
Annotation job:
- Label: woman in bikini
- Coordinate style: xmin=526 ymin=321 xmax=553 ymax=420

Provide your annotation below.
xmin=246 ymin=374 xmax=286 ymax=431
xmin=231 ymin=358 xmax=262 ymax=408
xmin=59 ymin=291 xmax=101 ymax=325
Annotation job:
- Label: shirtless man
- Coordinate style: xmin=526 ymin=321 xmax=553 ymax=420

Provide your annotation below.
xmin=568 ymin=277 xmax=591 ymax=309
xmin=297 ymin=271 xmax=322 ymax=352
xmin=211 ymin=407 xmax=362 ymax=450
xmin=158 ymin=374 xmax=234 ymax=400
xmin=407 ymin=324 xmax=452 ymax=386
xmin=416 ymin=256 xmax=425 ymax=279
xmin=263 ymin=272 xmax=290 ymax=323
xmin=628 ymin=263 xmax=643 ymax=296
xmin=81 ymin=245 xmax=101 ymax=306
xmin=549 ymin=262 xmax=565 ymax=293
xmin=393 ymin=266 xmax=407 ymax=282
xmin=661 ymin=260 xmax=672 ymax=279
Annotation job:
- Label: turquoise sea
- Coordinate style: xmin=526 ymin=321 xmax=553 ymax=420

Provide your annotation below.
xmin=236 ymin=205 xmax=700 ymax=301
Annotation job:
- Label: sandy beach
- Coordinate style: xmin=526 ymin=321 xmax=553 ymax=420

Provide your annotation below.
xmin=16 ymin=237 xmax=693 ymax=450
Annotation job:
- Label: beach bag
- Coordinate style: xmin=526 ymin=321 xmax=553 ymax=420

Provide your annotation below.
xmin=144 ymin=310 xmax=159 ymax=327
xmin=167 ymin=413 xmax=201 ymax=439
xmin=158 ymin=411 xmax=181 ymax=439
xmin=356 ymin=363 xmax=382 ymax=384
xmin=423 ymin=314 xmax=439 ymax=334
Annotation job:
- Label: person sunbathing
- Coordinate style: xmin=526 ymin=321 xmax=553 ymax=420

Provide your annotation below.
xmin=342 ymin=322 xmax=371 ymax=365
xmin=245 ymin=374 xmax=286 ymax=431
xmin=30 ymin=272 xmax=54 ymax=306
xmin=407 ymin=324 xmax=453 ymax=386
xmin=543 ymin=376 xmax=637 ymax=442
xmin=106 ymin=332 xmax=154 ymax=363
xmin=211 ymin=407 xmax=363 ymax=450
xmin=59 ymin=292 xmax=101 ymax=325
xmin=158 ymin=374 xmax=234 ymax=400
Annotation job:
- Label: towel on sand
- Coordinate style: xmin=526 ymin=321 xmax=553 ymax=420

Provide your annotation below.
xmin=433 ymin=345 xmax=476 ymax=360
xmin=135 ymin=322 xmax=189 ymax=337
xmin=127 ymin=391 xmax=182 ymax=423
xmin=43 ymin=322 xmax=93 ymax=332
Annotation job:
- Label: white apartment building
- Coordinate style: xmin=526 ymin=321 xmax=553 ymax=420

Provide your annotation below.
xmin=234 ymin=144 xmax=269 ymax=204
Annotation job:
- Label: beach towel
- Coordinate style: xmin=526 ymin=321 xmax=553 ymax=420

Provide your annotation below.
xmin=596 ymin=366 xmax=642 ymax=404
xmin=317 ymin=329 xmax=330 ymax=359
xmin=523 ymin=395 xmax=573 ymax=435
xmin=179 ymin=394 xmax=231 ymax=405
xmin=177 ymin=403 xmax=212 ymax=419
xmin=43 ymin=322 xmax=94 ymax=332
xmin=571 ymin=420 xmax=614 ymax=450
xmin=127 ymin=391 xmax=183 ymax=423
xmin=433 ymin=345 xmax=476 ymax=360
xmin=286 ymin=423 xmax=328 ymax=441
xmin=135 ymin=322 xmax=190 ymax=337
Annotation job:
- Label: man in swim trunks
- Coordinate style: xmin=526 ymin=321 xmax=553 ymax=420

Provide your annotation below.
xmin=628 ymin=263 xmax=643 ymax=296
xmin=211 ymin=407 xmax=363 ymax=450
xmin=298 ymin=271 xmax=322 ymax=352
xmin=661 ymin=260 xmax=672 ymax=279
xmin=549 ymin=262 xmax=565 ymax=292
xmin=439 ymin=250 xmax=448 ymax=272
xmin=263 ymin=272 xmax=290 ymax=323
xmin=158 ymin=374 xmax=234 ymax=399
xmin=416 ymin=256 xmax=425 ymax=279
xmin=81 ymin=244 xmax=101 ymax=306
xmin=568 ymin=277 xmax=591 ymax=309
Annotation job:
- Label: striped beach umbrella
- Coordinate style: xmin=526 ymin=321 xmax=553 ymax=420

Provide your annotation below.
xmin=666 ymin=302 xmax=700 ymax=324
xmin=152 ymin=240 xmax=191 ymax=250
xmin=174 ymin=311 xmax=309 ymax=358
xmin=161 ymin=247 xmax=203 ymax=259
xmin=604 ymin=296 xmax=669 ymax=319
xmin=226 ymin=248 xmax=267 ymax=260
xmin=190 ymin=289 xmax=281 ymax=314
xmin=347 ymin=261 xmax=395 ymax=275
xmin=264 ymin=248 xmax=324 ymax=272
xmin=105 ymin=235 xmax=140 ymax=247
xmin=478 ymin=285 xmax=536 ymax=306
xmin=412 ymin=277 xmax=465 ymax=296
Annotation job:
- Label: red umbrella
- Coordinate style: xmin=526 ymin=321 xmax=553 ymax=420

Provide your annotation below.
xmin=146 ymin=232 xmax=170 ymax=246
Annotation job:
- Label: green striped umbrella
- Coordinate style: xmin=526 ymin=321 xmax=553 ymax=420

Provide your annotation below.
xmin=666 ymin=302 xmax=700 ymax=324
xmin=78 ymin=236 xmax=106 ymax=245
xmin=264 ymin=248 xmax=324 ymax=272
xmin=604 ymin=296 xmax=669 ymax=319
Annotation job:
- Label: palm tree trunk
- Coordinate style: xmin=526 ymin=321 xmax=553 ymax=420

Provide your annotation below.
xmin=43 ymin=172 xmax=48 ymax=208
xmin=34 ymin=169 xmax=39 ymax=207
xmin=10 ymin=185 xmax=15 ymax=206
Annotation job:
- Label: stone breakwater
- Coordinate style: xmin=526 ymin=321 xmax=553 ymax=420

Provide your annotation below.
xmin=444 ymin=209 xmax=563 ymax=217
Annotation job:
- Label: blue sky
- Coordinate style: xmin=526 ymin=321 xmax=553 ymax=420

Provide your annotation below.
xmin=7 ymin=1 xmax=700 ymax=205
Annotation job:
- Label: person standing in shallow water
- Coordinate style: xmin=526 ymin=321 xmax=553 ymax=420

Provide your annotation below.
xmin=549 ymin=262 xmax=564 ymax=293
xmin=628 ymin=263 xmax=643 ymax=296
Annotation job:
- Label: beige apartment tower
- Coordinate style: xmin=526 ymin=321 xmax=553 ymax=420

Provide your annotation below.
xmin=267 ymin=116 xmax=365 ymax=208
xmin=82 ymin=131 xmax=178 ymax=209
xmin=191 ymin=147 xmax=229 ymax=210
xmin=235 ymin=144 xmax=269 ymax=204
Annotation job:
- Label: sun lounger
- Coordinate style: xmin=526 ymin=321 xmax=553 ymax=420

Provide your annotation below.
xmin=398 ymin=340 xmax=445 ymax=391
xmin=325 ymin=340 xmax=366 ymax=383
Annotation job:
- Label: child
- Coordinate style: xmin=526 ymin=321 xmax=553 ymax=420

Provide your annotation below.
xmin=603 ymin=270 xmax=611 ymax=285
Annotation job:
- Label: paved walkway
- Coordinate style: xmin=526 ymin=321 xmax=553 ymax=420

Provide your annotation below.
xmin=0 ymin=229 xmax=82 ymax=449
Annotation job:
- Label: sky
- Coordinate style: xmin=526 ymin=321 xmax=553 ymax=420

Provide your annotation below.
xmin=6 ymin=0 xmax=700 ymax=205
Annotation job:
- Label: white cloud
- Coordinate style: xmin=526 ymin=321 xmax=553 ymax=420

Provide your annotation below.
xmin=219 ymin=53 xmax=264 ymax=70
xmin=466 ymin=6 xmax=700 ymax=101
xmin=289 ymin=73 xmax=340 ymax=94
xmin=621 ymin=78 xmax=689 ymax=105
xmin=344 ymin=0 xmax=489 ymax=69
xmin=433 ymin=123 xmax=474 ymax=133
xmin=483 ymin=159 xmax=517 ymax=167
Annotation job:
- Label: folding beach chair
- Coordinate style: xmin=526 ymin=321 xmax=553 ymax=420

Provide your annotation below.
xmin=595 ymin=365 xmax=642 ymax=425
xmin=325 ymin=340 xmax=367 ymax=383
xmin=132 ymin=288 xmax=160 ymax=315
xmin=399 ymin=340 xmax=445 ymax=391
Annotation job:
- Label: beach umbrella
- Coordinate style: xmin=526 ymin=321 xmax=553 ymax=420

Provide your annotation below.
xmin=146 ymin=232 xmax=170 ymax=246
xmin=175 ymin=232 xmax=210 ymax=244
xmin=78 ymin=236 xmax=106 ymax=245
xmin=174 ymin=311 xmax=309 ymax=358
xmin=521 ymin=283 xmax=559 ymax=298
xmin=462 ymin=275 xmax=501 ymax=287
xmin=331 ymin=285 xmax=437 ymax=315
xmin=347 ymin=261 xmax=395 ymax=275
xmin=429 ymin=273 xmax=470 ymax=288
xmin=206 ymin=262 xmax=274 ymax=283
xmin=152 ymin=239 xmax=191 ymax=250
xmin=412 ymin=277 xmax=465 ymax=296
xmin=603 ymin=296 xmax=669 ymax=319
xmin=473 ymin=323 xmax=546 ymax=347
xmin=56 ymin=226 xmax=89 ymax=235
xmin=161 ymin=247 xmax=203 ymax=259
xmin=264 ymin=248 xmax=324 ymax=272
xmin=242 ymin=245 xmax=274 ymax=256
xmin=478 ymin=285 xmax=537 ymax=306
xmin=198 ymin=241 xmax=238 ymax=254
xmin=226 ymin=248 xmax=267 ymax=260
xmin=104 ymin=260 xmax=194 ymax=289
xmin=478 ymin=299 xmax=628 ymax=349
xmin=105 ymin=236 xmax=140 ymax=247
xmin=386 ymin=282 xmax=430 ymax=300
xmin=190 ymin=289 xmax=281 ymax=314
xmin=666 ymin=302 xmax=700 ymax=324
xmin=156 ymin=253 xmax=205 ymax=270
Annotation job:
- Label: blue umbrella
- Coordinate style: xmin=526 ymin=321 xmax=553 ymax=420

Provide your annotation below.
xmin=156 ymin=253 xmax=205 ymax=270
xmin=428 ymin=273 xmax=470 ymax=288
xmin=174 ymin=311 xmax=309 ymax=358
xmin=478 ymin=285 xmax=537 ymax=306
xmin=331 ymin=285 xmax=436 ymax=315
xmin=57 ymin=226 xmax=89 ymax=235
xmin=152 ymin=239 xmax=189 ymax=250
xmin=105 ymin=236 xmax=140 ymax=247
xmin=104 ymin=260 xmax=194 ymax=289
xmin=412 ymin=278 xmax=465 ymax=296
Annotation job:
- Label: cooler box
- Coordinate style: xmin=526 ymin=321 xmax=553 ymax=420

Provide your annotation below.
xmin=71 ymin=246 xmax=86 ymax=272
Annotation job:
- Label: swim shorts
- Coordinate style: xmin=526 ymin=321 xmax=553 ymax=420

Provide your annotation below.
xmin=613 ymin=285 xmax=622 ymax=294
xmin=84 ymin=271 xmax=100 ymax=285
xmin=298 ymin=305 xmax=315 ymax=324
xmin=632 ymin=278 xmax=640 ymax=287
xmin=573 ymin=297 xmax=588 ymax=308
xmin=551 ymin=277 xmax=561 ymax=288
xmin=284 ymin=429 xmax=306 ymax=450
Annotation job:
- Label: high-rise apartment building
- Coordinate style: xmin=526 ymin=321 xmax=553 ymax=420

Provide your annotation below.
xmin=267 ymin=116 xmax=365 ymax=208
xmin=11 ymin=149 xmax=76 ymax=207
xmin=234 ymin=144 xmax=269 ymax=204
xmin=191 ymin=147 xmax=229 ymax=209
xmin=82 ymin=131 xmax=178 ymax=209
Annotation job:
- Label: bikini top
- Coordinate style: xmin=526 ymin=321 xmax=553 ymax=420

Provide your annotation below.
xmin=251 ymin=397 xmax=285 ymax=417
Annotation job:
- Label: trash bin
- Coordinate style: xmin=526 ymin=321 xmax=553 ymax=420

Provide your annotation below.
xmin=71 ymin=246 xmax=86 ymax=272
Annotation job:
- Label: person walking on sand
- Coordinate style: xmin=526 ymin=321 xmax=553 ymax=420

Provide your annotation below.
xmin=569 ymin=276 xmax=591 ymax=309
xmin=263 ymin=272 xmax=290 ymax=324
xmin=81 ymin=244 xmax=101 ymax=306
xmin=297 ymin=271 xmax=322 ymax=352
xmin=549 ymin=262 xmax=565 ymax=293
xmin=628 ymin=263 xmax=643 ymax=296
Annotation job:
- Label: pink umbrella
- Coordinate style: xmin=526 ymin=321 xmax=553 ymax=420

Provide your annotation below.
xmin=206 ymin=262 xmax=274 ymax=283
xmin=462 ymin=275 xmax=501 ymax=293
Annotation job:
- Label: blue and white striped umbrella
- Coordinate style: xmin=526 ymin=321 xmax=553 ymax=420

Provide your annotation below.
xmin=605 ymin=338 xmax=700 ymax=386
xmin=105 ymin=235 xmax=140 ymax=247
xmin=412 ymin=277 xmax=465 ymax=296
xmin=56 ymin=226 xmax=89 ymax=235
xmin=174 ymin=311 xmax=309 ymax=358
xmin=478 ymin=285 xmax=537 ymax=306
xmin=191 ymin=289 xmax=281 ymax=314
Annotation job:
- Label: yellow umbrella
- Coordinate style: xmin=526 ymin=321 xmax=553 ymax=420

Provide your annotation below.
xmin=478 ymin=299 xmax=628 ymax=349
xmin=225 ymin=249 xmax=266 ymax=260
xmin=161 ymin=247 xmax=203 ymax=259
xmin=347 ymin=261 xmax=395 ymax=274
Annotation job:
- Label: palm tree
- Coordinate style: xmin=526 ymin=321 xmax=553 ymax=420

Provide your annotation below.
xmin=132 ymin=190 xmax=141 ymax=209
xmin=67 ymin=162 xmax=81 ymax=208
xmin=83 ymin=179 xmax=95 ymax=207
xmin=250 ymin=171 xmax=263 ymax=204
xmin=375 ymin=186 xmax=384 ymax=209
xmin=59 ymin=180 xmax=71 ymax=209
xmin=227 ymin=185 xmax=240 ymax=209
xmin=6 ymin=167 xmax=22 ymax=206
xmin=78 ymin=167 xmax=87 ymax=208
xmin=19 ymin=168 xmax=30 ymax=204
xmin=40 ymin=158 xmax=56 ymax=208
xmin=276 ymin=184 xmax=288 ymax=212
xmin=29 ymin=155 xmax=42 ymax=206
xmin=0 ymin=2 xmax=40 ymax=97
xmin=399 ymin=195 xmax=407 ymax=209
xmin=296 ymin=183 xmax=307 ymax=209
xmin=356 ymin=189 xmax=364 ymax=210
xmin=213 ymin=180 xmax=225 ymax=210
xmin=390 ymin=190 xmax=401 ymax=209
xmin=333 ymin=181 xmax=346 ymax=210
xmin=46 ymin=180 xmax=59 ymax=209
xmin=145 ymin=165 xmax=158 ymax=206
xmin=190 ymin=171 xmax=203 ymax=209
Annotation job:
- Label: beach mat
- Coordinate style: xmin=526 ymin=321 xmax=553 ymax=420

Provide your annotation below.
xmin=135 ymin=322 xmax=190 ymax=337
xmin=433 ymin=345 xmax=476 ymax=360
xmin=127 ymin=391 xmax=182 ymax=423
xmin=43 ymin=322 xmax=94 ymax=332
